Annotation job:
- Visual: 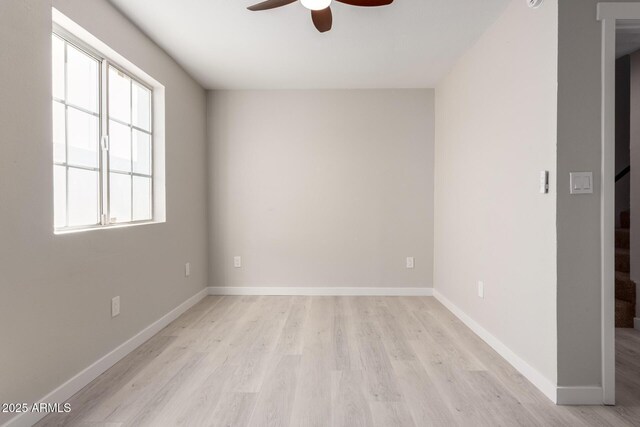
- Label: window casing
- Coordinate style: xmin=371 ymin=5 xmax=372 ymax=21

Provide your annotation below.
xmin=52 ymin=30 xmax=154 ymax=232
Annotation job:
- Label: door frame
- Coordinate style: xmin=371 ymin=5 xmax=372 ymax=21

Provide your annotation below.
xmin=597 ymin=2 xmax=640 ymax=406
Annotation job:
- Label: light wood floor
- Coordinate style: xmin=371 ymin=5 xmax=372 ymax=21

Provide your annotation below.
xmin=37 ymin=296 xmax=640 ymax=426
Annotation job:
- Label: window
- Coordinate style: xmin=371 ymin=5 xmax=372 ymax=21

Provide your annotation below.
xmin=52 ymin=31 xmax=154 ymax=231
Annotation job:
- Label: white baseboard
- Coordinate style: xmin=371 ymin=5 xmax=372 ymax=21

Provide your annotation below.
xmin=635 ymin=317 xmax=640 ymax=331
xmin=556 ymin=386 xmax=604 ymax=405
xmin=2 ymin=288 xmax=208 ymax=427
xmin=433 ymin=289 xmax=559 ymax=404
xmin=207 ymin=286 xmax=433 ymax=296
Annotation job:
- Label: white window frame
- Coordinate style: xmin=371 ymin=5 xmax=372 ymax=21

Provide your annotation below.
xmin=52 ymin=20 xmax=162 ymax=233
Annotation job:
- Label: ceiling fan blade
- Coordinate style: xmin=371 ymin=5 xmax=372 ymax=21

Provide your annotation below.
xmin=247 ymin=0 xmax=296 ymax=11
xmin=335 ymin=0 xmax=393 ymax=6
xmin=311 ymin=7 xmax=332 ymax=33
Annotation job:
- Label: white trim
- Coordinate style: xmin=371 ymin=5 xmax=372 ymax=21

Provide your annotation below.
xmin=601 ymin=12 xmax=617 ymax=406
xmin=597 ymin=3 xmax=640 ymax=20
xmin=595 ymin=2 xmax=640 ymax=406
xmin=207 ymin=286 xmax=433 ymax=297
xmin=1 ymin=288 xmax=208 ymax=427
xmin=433 ymin=290 xmax=558 ymax=403
xmin=557 ymin=386 xmax=605 ymax=406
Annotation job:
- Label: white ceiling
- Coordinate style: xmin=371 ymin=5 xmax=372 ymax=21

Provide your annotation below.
xmin=108 ymin=0 xmax=510 ymax=89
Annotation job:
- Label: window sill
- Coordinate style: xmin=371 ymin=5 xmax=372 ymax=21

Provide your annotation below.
xmin=54 ymin=220 xmax=164 ymax=235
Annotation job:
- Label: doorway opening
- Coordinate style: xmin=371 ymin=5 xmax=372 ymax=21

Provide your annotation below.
xmin=598 ymin=3 xmax=640 ymax=406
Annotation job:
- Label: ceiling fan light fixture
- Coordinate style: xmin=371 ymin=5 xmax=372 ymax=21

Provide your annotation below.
xmin=300 ymin=0 xmax=331 ymax=11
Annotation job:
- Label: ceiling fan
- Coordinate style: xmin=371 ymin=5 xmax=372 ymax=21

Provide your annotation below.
xmin=247 ymin=0 xmax=393 ymax=33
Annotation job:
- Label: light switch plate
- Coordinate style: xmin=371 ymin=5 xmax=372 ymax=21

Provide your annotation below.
xmin=478 ymin=281 xmax=484 ymax=299
xmin=570 ymin=172 xmax=593 ymax=194
xmin=185 ymin=262 xmax=191 ymax=277
xmin=234 ymin=256 xmax=242 ymax=268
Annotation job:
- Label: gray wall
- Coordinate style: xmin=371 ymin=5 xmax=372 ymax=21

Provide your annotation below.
xmin=0 ymin=0 xmax=208 ymax=418
xmin=556 ymin=0 xmax=638 ymax=388
xmin=434 ymin=0 xmax=558 ymax=385
xmin=207 ymin=90 xmax=434 ymax=289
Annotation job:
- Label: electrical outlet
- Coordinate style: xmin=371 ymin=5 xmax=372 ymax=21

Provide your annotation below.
xmin=406 ymin=257 xmax=415 ymax=269
xmin=111 ymin=296 xmax=120 ymax=318
xmin=185 ymin=262 xmax=191 ymax=277
xmin=478 ymin=281 xmax=484 ymax=299
xmin=234 ymin=256 xmax=242 ymax=268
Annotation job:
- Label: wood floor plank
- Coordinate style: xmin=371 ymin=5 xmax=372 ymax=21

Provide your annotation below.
xmin=169 ymin=361 xmax=239 ymax=426
xmin=226 ymin=296 xmax=292 ymax=393
xmin=34 ymin=335 xmax=175 ymax=426
xmin=333 ymin=297 xmax=353 ymax=371
xmin=36 ymin=296 xmax=640 ymax=427
xmin=373 ymin=303 xmax=417 ymax=362
xmin=347 ymin=299 xmax=403 ymax=402
xmin=209 ymin=392 xmax=258 ymax=427
xmin=460 ymin=370 xmax=541 ymax=427
xmin=331 ymin=370 xmax=374 ymax=427
xmin=100 ymin=346 xmax=203 ymax=424
xmin=273 ymin=296 xmax=310 ymax=356
xmin=415 ymin=297 xmax=550 ymax=406
xmin=412 ymin=308 xmax=486 ymax=372
xmin=368 ymin=401 xmax=416 ymax=427
xmin=247 ymin=355 xmax=300 ymax=427
xmin=159 ymin=296 xmax=224 ymax=337
xmin=125 ymin=352 xmax=208 ymax=426
xmin=391 ymin=360 xmax=458 ymax=426
xmin=289 ymin=297 xmax=335 ymax=427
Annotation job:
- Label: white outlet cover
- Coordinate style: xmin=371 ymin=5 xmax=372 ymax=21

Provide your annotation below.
xmin=478 ymin=282 xmax=484 ymax=299
xmin=234 ymin=256 xmax=242 ymax=268
xmin=111 ymin=296 xmax=120 ymax=317
xmin=185 ymin=262 xmax=191 ymax=277
xmin=406 ymin=257 xmax=415 ymax=269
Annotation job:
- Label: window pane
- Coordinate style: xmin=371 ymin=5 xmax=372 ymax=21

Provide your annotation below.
xmin=132 ymin=82 xmax=151 ymax=131
xmin=133 ymin=176 xmax=152 ymax=221
xmin=109 ymin=67 xmax=131 ymax=124
xmin=109 ymin=120 xmax=131 ymax=172
xmin=52 ymin=36 xmax=65 ymax=101
xmin=53 ymin=102 xmax=66 ymax=163
xmin=67 ymin=107 xmax=99 ymax=168
xmin=66 ymin=44 xmax=99 ymax=113
xmin=68 ymin=168 xmax=99 ymax=227
xmin=54 ymin=165 xmax=67 ymax=228
xmin=133 ymin=130 xmax=151 ymax=175
xmin=110 ymin=173 xmax=132 ymax=223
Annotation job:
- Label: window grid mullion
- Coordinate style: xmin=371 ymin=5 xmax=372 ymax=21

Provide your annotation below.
xmin=54 ymin=99 xmax=100 ymax=118
xmin=150 ymin=88 xmax=154 ymax=221
xmin=98 ymin=58 xmax=103 ymax=225
xmin=109 ymin=170 xmax=152 ymax=178
xmin=130 ymin=77 xmax=134 ymax=221
xmin=102 ymin=59 xmax=109 ymax=225
xmin=64 ymin=40 xmax=70 ymax=229
xmin=108 ymin=116 xmax=151 ymax=135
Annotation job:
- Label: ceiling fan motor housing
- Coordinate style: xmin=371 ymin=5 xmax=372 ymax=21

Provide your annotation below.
xmin=527 ymin=0 xmax=543 ymax=8
xmin=247 ymin=0 xmax=393 ymax=33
